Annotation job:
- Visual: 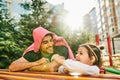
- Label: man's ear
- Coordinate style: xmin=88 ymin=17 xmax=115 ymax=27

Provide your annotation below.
xmin=90 ymin=56 xmax=95 ymax=65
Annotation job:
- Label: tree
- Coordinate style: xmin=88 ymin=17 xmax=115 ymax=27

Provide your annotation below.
xmin=0 ymin=18 xmax=23 ymax=68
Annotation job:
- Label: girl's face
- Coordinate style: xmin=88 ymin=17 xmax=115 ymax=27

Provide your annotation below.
xmin=75 ymin=46 xmax=95 ymax=65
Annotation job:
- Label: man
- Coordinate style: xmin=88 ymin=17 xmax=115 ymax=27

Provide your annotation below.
xmin=9 ymin=26 xmax=74 ymax=72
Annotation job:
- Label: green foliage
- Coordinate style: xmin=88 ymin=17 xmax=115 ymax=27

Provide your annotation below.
xmin=67 ymin=32 xmax=94 ymax=55
xmin=0 ymin=19 xmax=23 ymax=69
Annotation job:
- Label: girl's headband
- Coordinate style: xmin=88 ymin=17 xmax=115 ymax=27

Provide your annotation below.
xmin=80 ymin=44 xmax=99 ymax=61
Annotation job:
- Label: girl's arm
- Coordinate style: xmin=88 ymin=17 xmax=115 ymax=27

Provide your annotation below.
xmin=62 ymin=59 xmax=100 ymax=75
xmin=52 ymin=54 xmax=100 ymax=75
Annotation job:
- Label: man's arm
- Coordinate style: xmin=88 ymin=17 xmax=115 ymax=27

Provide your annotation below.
xmin=28 ymin=61 xmax=61 ymax=72
xmin=9 ymin=57 xmax=48 ymax=72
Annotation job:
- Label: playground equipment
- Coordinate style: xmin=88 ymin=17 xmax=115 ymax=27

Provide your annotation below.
xmin=95 ymin=34 xmax=120 ymax=74
xmin=105 ymin=67 xmax=120 ymax=74
xmin=95 ymin=34 xmax=113 ymax=66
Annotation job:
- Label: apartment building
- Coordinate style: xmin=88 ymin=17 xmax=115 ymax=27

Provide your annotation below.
xmin=96 ymin=0 xmax=120 ymax=54
xmin=113 ymin=0 xmax=120 ymax=36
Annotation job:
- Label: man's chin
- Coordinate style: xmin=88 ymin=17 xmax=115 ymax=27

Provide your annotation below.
xmin=47 ymin=51 xmax=54 ymax=54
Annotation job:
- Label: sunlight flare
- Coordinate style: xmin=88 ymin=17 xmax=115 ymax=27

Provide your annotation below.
xmin=65 ymin=12 xmax=82 ymax=31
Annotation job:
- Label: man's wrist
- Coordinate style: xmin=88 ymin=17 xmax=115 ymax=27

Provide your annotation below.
xmin=32 ymin=62 xmax=38 ymax=66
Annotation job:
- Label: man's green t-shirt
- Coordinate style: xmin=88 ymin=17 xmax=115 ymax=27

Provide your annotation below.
xmin=23 ymin=46 xmax=68 ymax=62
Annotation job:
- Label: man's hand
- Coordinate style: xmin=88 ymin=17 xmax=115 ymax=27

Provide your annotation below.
xmin=33 ymin=58 xmax=49 ymax=66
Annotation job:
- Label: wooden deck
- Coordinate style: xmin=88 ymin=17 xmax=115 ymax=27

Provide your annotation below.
xmin=0 ymin=69 xmax=120 ymax=80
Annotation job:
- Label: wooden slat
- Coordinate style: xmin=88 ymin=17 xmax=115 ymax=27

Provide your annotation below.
xmin=0 ymin=71 xmax=97 ymax=80
xmin=0 ymin=70 xmax=119 ymax=80
xmin=0 ymin=74 xmax=47 ymax=80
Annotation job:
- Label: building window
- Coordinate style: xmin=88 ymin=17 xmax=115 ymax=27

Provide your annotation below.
xmin=107 ymin=7 xmax=112 ymax=16
xmin=106 ymin=0 xmax=109 ymax=7
xmin=98 ymin=28 xmax=102 ymax=34
xmin=98 ymin=21 xmax=102 ymax=28
xmin=103 ymin=24 xmax=106 ymax=30
xmin=102 ymin=35 xmax=104 ymax=39
xmin=112 ymin=28 xmax=114 ymax=32
xmin=109 ymin=8 xmax=112 ymax=12
xmin=109 ymin=27 xmax=114 ymax=34
xmin=106 ymin=32 xmax=108 ymax=36
xmin=117 ymin=7 xmax=120 ymax=16
xmin=118 ymin=22 xmax=120 ymax=30
xmin=114 ymin=0 xmax=119 ymax=5
xmin=111 ymin=18 xmax=113 ymax=22
xmin=109 ymin=0 xmax=112 ymax=3
xmin=109 ymin=17 xmax=114 ymax=24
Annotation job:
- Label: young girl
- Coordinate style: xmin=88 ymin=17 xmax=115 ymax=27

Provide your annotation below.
xmin=51 ymin=44 xmax=103 ymax=75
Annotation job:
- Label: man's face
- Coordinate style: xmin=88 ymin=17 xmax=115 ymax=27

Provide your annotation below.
xmin=40 ymin=35 xmax=54 ymax=55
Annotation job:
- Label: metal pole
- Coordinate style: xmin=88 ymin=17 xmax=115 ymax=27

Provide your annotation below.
xmin=95 ymin=34 xmax=100 ymax=46
xmin=112 ymin=38 xmax=115 ymax=54
xmin=107 ymin=35 xmax=113 ymax=66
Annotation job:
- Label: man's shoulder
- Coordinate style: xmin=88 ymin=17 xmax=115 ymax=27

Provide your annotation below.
xmin=24 ymin=51 xmax=37 ymax=56
xmin=54 ymin=46 xmax=67 ymax=50
xmin=23 ymin=51 xmax=41 ymax=62
xmin=54 ymin=46 xmax=68 ymax=53
xmin=54 ymin=46 xmax=68 ymax=59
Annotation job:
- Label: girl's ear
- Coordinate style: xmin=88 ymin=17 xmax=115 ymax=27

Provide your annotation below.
xmin=90 ymin=56 xmax=95 ymax=65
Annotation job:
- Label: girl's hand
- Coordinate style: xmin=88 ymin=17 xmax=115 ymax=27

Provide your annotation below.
xmin=51 ymin=54 xmax=65 ymax=64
